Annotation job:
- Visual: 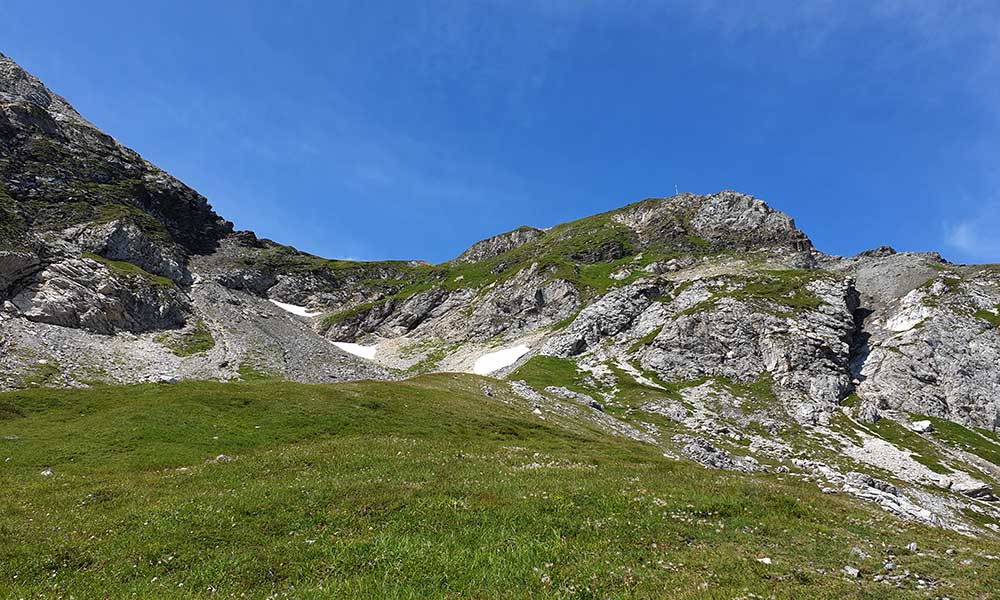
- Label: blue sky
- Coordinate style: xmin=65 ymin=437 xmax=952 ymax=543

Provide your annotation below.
xmin=3 ymin=1 xmax=999 ymax=263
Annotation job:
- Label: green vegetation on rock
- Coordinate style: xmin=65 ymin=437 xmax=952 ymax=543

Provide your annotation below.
xmin=12 ymin=360 xmax=61 ymax=389
xmin=270 ymin=202 xmax=725 ymax=328
xmin=628 ymin=325 xmax=663 ymax=353
xmin=974 ymin=305 xmax=1000 ymax=328
xmin=82 ymin=252 xmax=174 ymax=287
xmin=678 ymin=269 xmax=829 ymax=318
xmin=156 ymin=320 xmax=215 ymax=357
xmin=0 ymin=183 xmax=29 ymax=250
xmin=237 ymin=362 xmax=273 ymax=382
xmin=509 ymin=355 xmax=597 ymax=396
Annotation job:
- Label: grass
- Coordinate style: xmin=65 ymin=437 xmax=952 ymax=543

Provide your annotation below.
xmin=12 ymin=359 xmax=62 ymax=388
xmin=974 ymin=305 xmax=1000 ymax=328
xmin=82 ymin=252 xmax=174 ymax=287
xmin=509 ymin=355 xmax=599 ymax=397
xmin=719 ymin=372 xmax=779 ymax=413
xmin=237 ymin=362 xmax=273 ymax=382
xmin=548 ymin=309 xmax=582 ymax=331
xmin=840 ymin=393 xmax=862 ymax=408
xmin=156 ymin=321 xmax=216 ymax=357
xmin=1 ymin=376 xmax=999 ymax=597
xmin=319 ymin=299 xmax=382 ymax=332
xmin=921 ymin=415 xmax=1000 ymax=466
xmin=866 ymin=419 xmax=952 ymax=475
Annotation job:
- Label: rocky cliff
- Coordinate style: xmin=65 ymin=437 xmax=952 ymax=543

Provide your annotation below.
xmin=3 ymin=52 xmax=1000 ymax=534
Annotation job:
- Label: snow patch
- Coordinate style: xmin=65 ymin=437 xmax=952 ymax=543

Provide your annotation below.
xmin=270 ymin=299 xmax=321 ymax=317
xmin=332 ymin=342 xmax=378 ymax=360
xmin=473 ymin=345 xmax=530 ymax=375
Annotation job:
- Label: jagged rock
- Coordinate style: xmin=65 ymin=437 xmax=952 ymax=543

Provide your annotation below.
xmin=824 ymin=251 xmax=1000 ymax=428
xmin=544 ymin=386 xmax=603 ymax=411
xmin=73 ymin=219 xmax=192 ymax=285
xmin=510 ymin=380 xmax=547 ymax=404
xmin=643 ymin=256 xmax=697 ymax=274
xmin=612 ymin=190 xmax=814 ymax=257
xmin=856 ymin=402 xmax=881 ymax=423
xmin=674 ymin=434 xmax=760 ymax=472
xmin=0 ymin=250 xmax=41 ymax=294
xmin=465 ymin=266 xmax=578 ymax=340
xmin=909 ymin=420 xmax=934 ymax=434
xmin=542 ymin=280 xmax=664 ymax=356
xmin=844 ymin=472 xmax=899 ymax=496
xmin=632 ymin=275 xmax=857 ymax=422
xmin=952 ymin=481 xmax=998 ymax=501
xmin=640 ymin=400 xmax=688 ymax=422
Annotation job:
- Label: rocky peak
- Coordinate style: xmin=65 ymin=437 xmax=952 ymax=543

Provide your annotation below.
xmin=611 ymin=191 xmax=814 ymax=257
xmin=454 ymin=225 xmax=545 ymax=263
xmin=0 ymin=52 xmax=88 ymax=126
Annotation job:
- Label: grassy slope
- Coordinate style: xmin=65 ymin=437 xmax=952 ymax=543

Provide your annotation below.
xmin=2 ymin=378 xmax=999 ymax=598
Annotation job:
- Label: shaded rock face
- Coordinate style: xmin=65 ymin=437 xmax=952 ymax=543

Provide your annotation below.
xmin=462 ymin=264 xmax=578 ymax=341
xmin=0 ymin=250 xmax=41 ymax=295
xmin=455 ymin=226 xmax=544 ymax=263
xmin=820 ymin=250 xmax=1000 ymax=428
xmin=0 ymin=52 xmax=231 ymax=266
xmin=10 ymin=257 xmax=187 ymax=334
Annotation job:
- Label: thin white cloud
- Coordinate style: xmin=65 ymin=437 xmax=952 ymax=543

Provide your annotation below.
xmin=944 ymin=204 xmax=1000 ymax=263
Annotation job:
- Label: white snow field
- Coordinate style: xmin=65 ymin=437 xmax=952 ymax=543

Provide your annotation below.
xmin=269 ymin=299 xmax=322 ymax=317
xmin=332 ymin=342 xmax=378 ymax=360
xmin=473 ymin=345 xmax=530 ymax=375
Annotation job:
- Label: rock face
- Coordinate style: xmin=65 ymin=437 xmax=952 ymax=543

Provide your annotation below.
xmin=825 ymin=251 xmax=1000 ymax=428
xmin=0 ymin=250 xmax=40 ymax=293
xmin=10 ymin=257 xmax=187 ymax=333
xmin=72 ymin=219 xmax=192 ymax=285
xmin=542 ymin=279 xmax=665 ymax=356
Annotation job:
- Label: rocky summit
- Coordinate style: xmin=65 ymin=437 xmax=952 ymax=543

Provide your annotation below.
xmin=3 ymin=51 xmax=1000 ymax=591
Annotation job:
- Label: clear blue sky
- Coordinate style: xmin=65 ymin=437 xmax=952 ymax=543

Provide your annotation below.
xmin=3 ymin=1 xmax=999 ymax=263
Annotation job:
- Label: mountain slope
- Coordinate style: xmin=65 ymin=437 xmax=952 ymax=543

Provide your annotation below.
xmin=2 ymin=51 xmax=1000 ymax=540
